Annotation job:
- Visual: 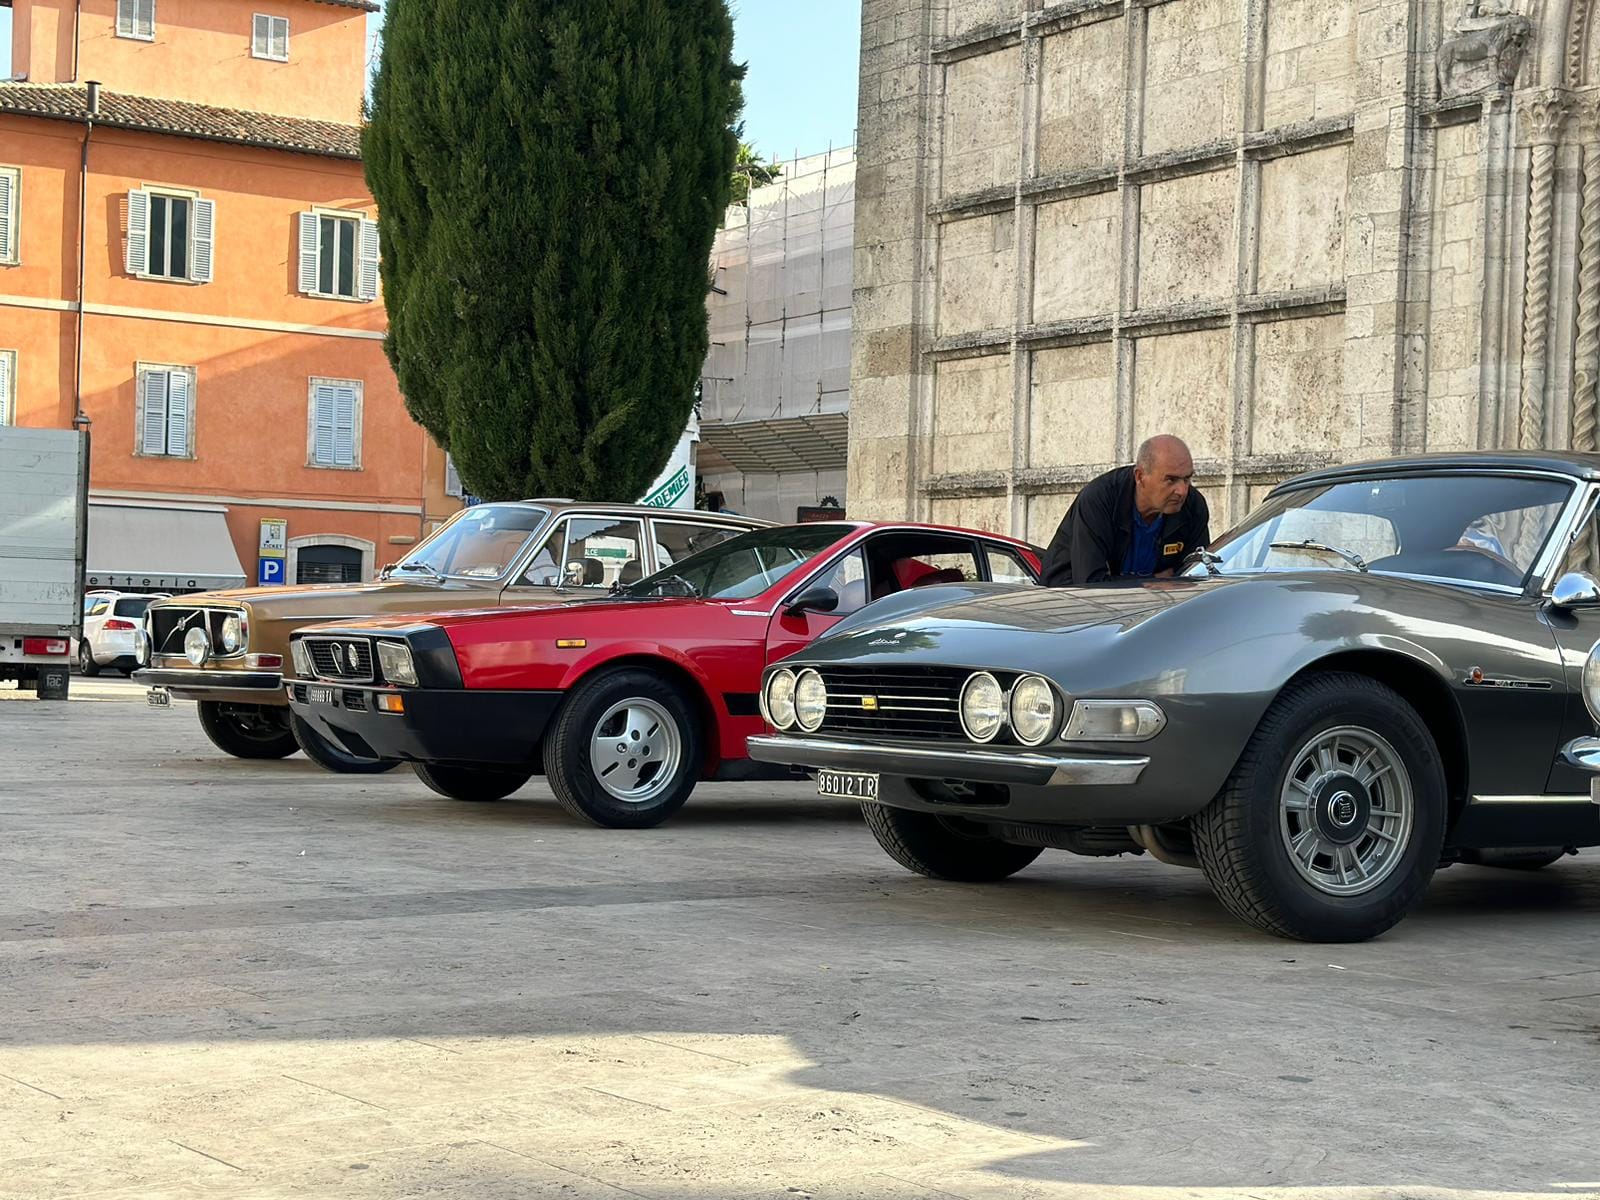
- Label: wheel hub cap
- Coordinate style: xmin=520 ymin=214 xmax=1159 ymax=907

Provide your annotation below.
xmin=1312 ymin=777 xmax=1371 ymax=845
xmin=588 ymin=698 xmax=682 ymax=804
xmin=1279 ymin=726 xmax=1415 ymax=897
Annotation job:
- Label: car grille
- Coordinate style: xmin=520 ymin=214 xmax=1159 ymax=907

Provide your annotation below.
xmin=302 ymin=637 xmax=376 ymax=683
xmin=816 ymin=665 xmax=970 ymax=740
xmin=149 ymin=607 xmax=240 ymax=657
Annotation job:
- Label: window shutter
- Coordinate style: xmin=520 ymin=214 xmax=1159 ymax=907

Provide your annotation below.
xmin=0 ymin=353 xmax=13 ymax=426
xmin=333 ymin=384 xmax=357 ymax=466
xmin=166 ymin=368 xmax=190 ymax=456
xmin=126 ymin=190 xmax=150 ymax=276
xmin=311 ymin=383 xmax=337 ymax=464
xmin=137 ymin=0 xmax=154 ymax=37
xmin=298 ymin=212 xmax=320 ymax=294
xmin=139 ymin=370 xmax=169 ymax=455
xmin=189 ymin=198 xmax=215 ymax=283
xmin=117 ymin=0 xmax=134 ymax=37
xmin=272 ymin=17 xmax=288 ymax=60
xmin=0 ymin=170 xmax=15 ymax=264
xmin=357 ymin=219 xmax=380 ymax=301
xmin=253 ymin=14 xmax=269 ymax=55
xmin=445 ymin=455 xmax=462 ymax=498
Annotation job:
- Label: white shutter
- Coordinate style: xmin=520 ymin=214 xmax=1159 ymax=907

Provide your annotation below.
xmin=357 ymin=219 xmax=380 ymax=301
xmin=272 ymin=17 xmax=289 ymax=60
xmin=137 ymin=0 xmax=155 ymax=38
xmin=311 ymin=383 xmax=337 ymax=464
xmin=253 ymin=14 xmax=269 ymax=56
xmin=139 ymin=370 xmax=169 ymax=455
xmin=333 ymin=384 xmax=357 ymax=465
xmin=298 ymin=212 xmax=320 ymax=295
xmin=0 ymin=170 xmax=15 ymax=265
xmin=117 ymin=0 xmax=135 ymax=37
xmin=189 ymin=197 xmax=215 ymax=283
xmin=166 ymin=368 xmax=190 ymax=456
xmin=0 ymin=352 xmax=13 ymax=426
xmin=126 ymin=190 xmax=149 ymax=276
xmin=445 ymin=455 xmax=462 ymax=498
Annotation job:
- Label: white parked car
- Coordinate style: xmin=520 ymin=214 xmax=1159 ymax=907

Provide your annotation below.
xmin=76 ymin=591 xmax=169 ymax=676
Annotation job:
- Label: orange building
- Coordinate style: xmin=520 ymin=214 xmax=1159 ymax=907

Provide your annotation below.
xmin=0 ymin=0 xmax=459 ymax=591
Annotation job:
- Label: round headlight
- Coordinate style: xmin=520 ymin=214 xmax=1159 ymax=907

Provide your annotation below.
xmin=794 ymin=669 xmax=828 ymax=732
xmin=960 ymin=671 xmax=1006 ymax=743
xmin=183 ymin=626 xmax=211 ymax=667
xmin=133 ymin=628 xmax=151 ymax=668
xmin=220 ymin=614 xmax=243 ymax=653
xmin=1010 ymin=675 xmax=1057 ymax=746
xmin=765 ymin=669 xmax=798 ymax=730
xmin=1583 ymin=639 xmax=1600 ymax=724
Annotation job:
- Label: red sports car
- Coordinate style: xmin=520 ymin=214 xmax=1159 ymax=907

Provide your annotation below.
xmin=285 ymin=521 xmax=1042 ymax=827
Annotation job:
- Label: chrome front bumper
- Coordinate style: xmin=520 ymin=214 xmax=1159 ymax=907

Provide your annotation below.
xmin=1559 ymin=737 xmax=1600 ymax=803
xmin=747 ymin=734 xmax=1149 ymax=787
xmin=132 ymin=668 xmax=284 ymax=698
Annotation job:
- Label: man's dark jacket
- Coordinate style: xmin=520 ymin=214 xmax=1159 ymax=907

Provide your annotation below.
xmin=1041 ymin=464 xmax=1210 ymax=587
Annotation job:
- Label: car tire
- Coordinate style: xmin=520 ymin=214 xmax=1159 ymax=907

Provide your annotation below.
xmin=414 ymin=762 xmax=531 ymax=802
xmin=1466 ymin=847 xmax=1569 ymax=870
xmin=1191 ymin=671 xmax=1446 ymax=943
xmin=196 ymin=701 xmax=299 ymax=760
xmin=543 ymin=669 xmax=702 ymax=829
xmin=289 ymin=711 xmax=401 ymax=775
xmin=77 ymin=642 xmax=100 ymax=677
xmin=862 ymin=803 xmax=1044 ymax=882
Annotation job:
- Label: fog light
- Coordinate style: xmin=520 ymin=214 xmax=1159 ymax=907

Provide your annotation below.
xmin=794 ymin=669 xmax=828 ymax=732
xmin=184 ymin=626 xmax=211 ymax=667
xmin=960 ymin=672 xmax=1006 ymax=743
xmin=1062 ymin=699 xmax=1166 ymax=742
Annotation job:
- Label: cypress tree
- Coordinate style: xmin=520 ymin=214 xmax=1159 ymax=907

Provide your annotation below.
xmin=364 ymin=0 xmax=742 ymax=502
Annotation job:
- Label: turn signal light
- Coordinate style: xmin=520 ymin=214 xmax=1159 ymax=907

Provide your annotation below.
xmin=376 ymin=693 xmax=406 ymax=714
xmin=247 ymin=654 xmax=284 ymax=669
xmin=23 ymin=638 xmax=68 ymax=656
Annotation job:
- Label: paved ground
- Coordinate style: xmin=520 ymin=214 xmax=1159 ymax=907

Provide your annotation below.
xmin=0 ymin=679 xmax=1597 ymax=1200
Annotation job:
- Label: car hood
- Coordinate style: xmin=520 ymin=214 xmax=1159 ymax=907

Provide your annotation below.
xmin=154 ymin=577 xmax=500 ymax=620
xmin=294 ymin=593 xmax=728 ymax=635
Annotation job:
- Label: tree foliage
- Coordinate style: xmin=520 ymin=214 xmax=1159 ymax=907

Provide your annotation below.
xmin=730 ymin=142 xmax=782 ymax=208
xmin=364 ymin=0 xmax=743 ymax=502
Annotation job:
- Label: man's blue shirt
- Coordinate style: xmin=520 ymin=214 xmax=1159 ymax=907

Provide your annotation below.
xmin=1122 ymin=507 xmax=1162 ymax=577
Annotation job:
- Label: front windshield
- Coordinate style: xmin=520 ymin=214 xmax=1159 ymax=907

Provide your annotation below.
xmin=1189 ymin=474 xmax=1572 ymax=589
xmin=395 ymin=504 xmax=549 ymax=580
xmin=624 ymin=524 xmax=852 ymax=600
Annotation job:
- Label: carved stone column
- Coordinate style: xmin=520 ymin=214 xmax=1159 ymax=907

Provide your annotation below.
xmin=1520 ymin=89 xmax=1572 ymax=448
xmin=1575 ymin=98 xmax=1600 ymax=457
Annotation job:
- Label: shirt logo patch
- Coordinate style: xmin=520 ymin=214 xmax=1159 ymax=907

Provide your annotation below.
xmin=1162 ymin=542 xmax=1184 ymax=556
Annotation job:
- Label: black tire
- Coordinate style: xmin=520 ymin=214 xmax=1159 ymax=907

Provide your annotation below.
xmin=77 ymin=642 xmax=100 ymax=677
xmin=543 ymin=669 xmax=702 ymax=829
xmin=862 ymin=802 xmax=1044 ymax=882
xmin=289 ymin=711 xmax=401 ymax=775
xmin=196 ymin=701 xmax=299 ymax=760
xmin=414 ymin=762 xmax=531 ymax=802
xmin=1191 ymin=672 xmax=1446 ymax=943
xmin=1466 ymin=847 xmax=1569 ymax=870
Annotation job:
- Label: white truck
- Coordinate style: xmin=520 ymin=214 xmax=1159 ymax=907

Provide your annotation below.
xmin=0 ymin=427 xmax=89 ymax=699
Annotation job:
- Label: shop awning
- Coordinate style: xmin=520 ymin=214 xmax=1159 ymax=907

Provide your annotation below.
xmin=86 ymin=499 xmax=247 ymax=592
xmin=697 ymin=412 xmax=849 ymax=475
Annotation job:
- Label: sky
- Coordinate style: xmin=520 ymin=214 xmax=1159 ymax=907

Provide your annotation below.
xmin=0 ymin=3 xmax=863 ymax=156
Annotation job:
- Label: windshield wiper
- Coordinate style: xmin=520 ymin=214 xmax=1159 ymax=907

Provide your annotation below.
xmin=393 ymin=561 xmax=444 ymax=581
xmin=1269 ymin=539 xmax=1369 ymax=572
xmin=1184 ymin=548 xmax=1223 ymax=577
xmin=647 ymin=573 xmax=701 ymax=599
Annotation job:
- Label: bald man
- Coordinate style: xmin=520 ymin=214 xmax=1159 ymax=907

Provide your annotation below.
xmin=1041 ymin=435 xmax=1211 ymax=587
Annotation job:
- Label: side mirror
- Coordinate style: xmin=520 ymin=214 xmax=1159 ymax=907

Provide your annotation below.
xmin=1550 ymin=571 xmax=1600 ymax=609
xmin=563 ymin=561 xmax=584 ymax=586
xmin=784 ymin=586 xmax=840 ymax=618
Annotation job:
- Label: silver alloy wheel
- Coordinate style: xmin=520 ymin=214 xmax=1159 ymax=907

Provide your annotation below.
xmin=587 ymin=697 xmax=683 ymax=804
xmin=1278 ymin=724 xmax=1415 ymax=897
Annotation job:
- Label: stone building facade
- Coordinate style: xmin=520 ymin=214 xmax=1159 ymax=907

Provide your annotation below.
xmin=849 ymin=0 xmax=1600 ymax=543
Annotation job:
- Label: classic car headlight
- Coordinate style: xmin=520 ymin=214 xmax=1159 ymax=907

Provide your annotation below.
xmin=1009 ymin=675 xmax=1058 ymax=746
xmin=794 ymin=669 xmax=828 ymax=732
xmin=960 ymin=671 xmax=1006 ymax=743
xmin=764 ymin=669 xmax=798 ymax=730
xmin=133 ymin=626 xmax=151 ymax=668
xmin=220 ymin=614 xmax=243 ymax=654
xmin=1583 ymin=638 xmax=1600 ymax=725
xmin=1062 ymin=699 xmax=1167 ymax=742
xmin=377 ymin=641 xmax=419 ymax=687
xmin=290 ymin=638 xmax=313 ymax=680
xmin=184 ymin=626 xmax=211 ymax=667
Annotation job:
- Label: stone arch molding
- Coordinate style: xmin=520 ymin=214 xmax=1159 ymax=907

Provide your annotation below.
xmin=285 ymin=534 xmax=376 ymax=584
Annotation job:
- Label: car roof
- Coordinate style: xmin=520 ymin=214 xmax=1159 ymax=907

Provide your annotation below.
xmin=481 ymin=500 xmax=773 ymax=524
xmin=1281 ymin=451 xmax=1600 ymax=490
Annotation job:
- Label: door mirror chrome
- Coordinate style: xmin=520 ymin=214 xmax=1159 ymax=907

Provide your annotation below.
xmin=784 ymin=586 xmax=840 ymax=618
xmin=1549 ymin=571 xmax=1600 ymax=609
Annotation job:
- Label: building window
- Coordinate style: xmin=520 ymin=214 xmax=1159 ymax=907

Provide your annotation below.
xmin=252 ymin=14 xmax=289 ymax=61
xmin=297 ymin=210 xmax=379 ymax=301
xmin=0 ymin=350 xmax=15 ymax=426
xmin=116 ymin=0 xmax=156 ymax=41
xmin=296 ymin=544 xmax=362 ymax=584
xmin=308 ymin=378 xmax=362 ymax=469
xmin=135 ymin=364 xmax=195 ymax=458
xmin=126 ymin=189 xmax=214 ymax=283
xmin=0 ymin=166 xmax=18 ymax=266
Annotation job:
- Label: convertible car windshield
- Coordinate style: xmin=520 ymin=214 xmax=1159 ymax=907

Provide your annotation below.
xmin=625 ymin=524 xmax=850 ymax=600
xmin=1193 ymin=473 xmax=1573 ymax=589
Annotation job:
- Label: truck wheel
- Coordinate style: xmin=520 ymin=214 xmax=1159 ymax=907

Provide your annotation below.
xmin=414 ymin=762 xmax=531 ymax=802
xmin=77 ymin=642 xmax=100 ymax=677
xmin=289 ymin=712 xmax=400 ymax=775
xmin=197 ymin=701 xmax=299 ymax=760
xmin=862 ymin=803 xmax=1043 ymax=882
xmin=543 ymin=669 xmax=702 ymax=829
xmin=1191 ymin=672 xmax=1446 ymax=943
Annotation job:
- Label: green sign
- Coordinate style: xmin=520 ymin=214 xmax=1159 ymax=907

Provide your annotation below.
xmin=643 ymin=465 xmax=690 ymax=509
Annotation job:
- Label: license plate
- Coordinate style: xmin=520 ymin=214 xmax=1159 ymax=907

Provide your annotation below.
xmin=817 ymin=769 xmax=879 ymax=800
xmin=145 ymin=688 xmax=171 ymax=708
xmin=306 ymin=685 xmax=335 ymax=706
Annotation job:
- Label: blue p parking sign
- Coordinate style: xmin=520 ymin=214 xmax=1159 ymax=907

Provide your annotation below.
xmin=257 ymin=557 xmax=285 ymax=586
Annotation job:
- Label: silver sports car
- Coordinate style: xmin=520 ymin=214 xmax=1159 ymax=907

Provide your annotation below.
xmin=751 ymin=453 xmax=1600 ymax=942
